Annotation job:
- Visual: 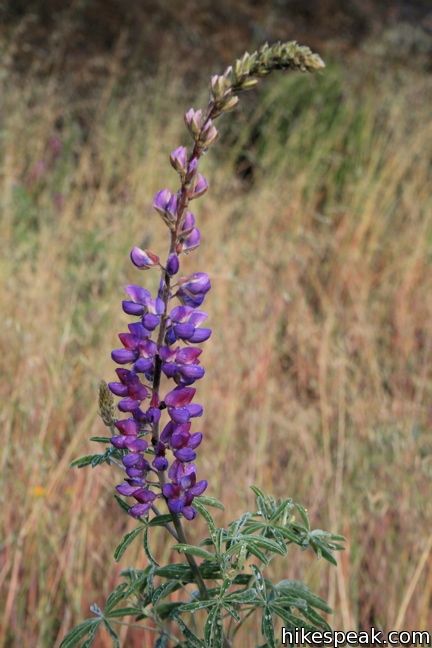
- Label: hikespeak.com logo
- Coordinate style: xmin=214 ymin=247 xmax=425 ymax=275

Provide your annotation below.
xmin=281 ymin=627 xmax=432 ymax=646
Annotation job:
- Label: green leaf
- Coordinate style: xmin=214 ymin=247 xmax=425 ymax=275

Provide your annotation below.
xmin=143 ymin=525 xmax=159 ymax=565
xmin=204 ymin=604 xmax=223 ymax=648
xmin=114 ymin=495 xmax=130 ymax=514
xmin=113 ymin=526 xmax=145 ymax=562
xmin=178 ymin=599 xmax=215 ymax=613
xmin=261 ymin=606 xmax=276 ymax=648
xmin=155 ymin=564 xmax=193 ymax=581
xmin=242 ymin=534 xmax=287 ymax=555
xmin=222 ymin=603 xmax=241 ymax=622
xmin=148 ymin=514 xmax=174 ymax=527
xmin=173 ymin=544 xmax=214 ymax=560
xmin=155 ymin=601 xmax=183 ymax=619
xmin=226 ymin=588 xmax=259 ymax=605
xmin=102 ymin=619 xmax=120 ymax=648
xmin=70 ymin=455 xmax=100 ymax=469
xmin=89 ymin=436 xmax=112 ymax=443
xmin=193 ymin=499 xmax=217 ymax=542
xmin=195 ymin=495 xmax=224 ymax=510
xmin=105 ymin=585 xmax=128 ymax=614
xmin=294 ymin=503 xmax=310 ymax=530
xmin=174 ymin=615 xmax=206 ymax=647
xmin=251 ymin=565 xmax=267 ymax=600
xmin=106 ymin=606 xmax=142 ymax=618
xmin=152 ymin=580 xmax=182 ymax=606
xmin=59 ymin=619 xmax=100 ymax=648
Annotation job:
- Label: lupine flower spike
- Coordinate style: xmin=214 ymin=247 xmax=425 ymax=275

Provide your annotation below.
xmin=105 ymin=41 xmax=325 ymax=522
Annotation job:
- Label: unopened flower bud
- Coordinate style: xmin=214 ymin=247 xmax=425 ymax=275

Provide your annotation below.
xmin=170 ymin=146 xmax=188 ymax=175
xmin=184 ymin=108 xmax=202 ymax=137
xmin=189 ymin=174 xmax=208 ymax=200
xmin=166 ymin=253 xmax=180 ymax=276
xmin=130 ymin=247 xmax=160 ymax=269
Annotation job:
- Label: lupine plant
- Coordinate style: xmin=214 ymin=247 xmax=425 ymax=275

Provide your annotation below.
xmin=61 ymin=41 xmax=344 ymax=648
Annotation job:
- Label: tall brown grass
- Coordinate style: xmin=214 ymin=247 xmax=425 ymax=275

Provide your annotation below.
xmin=1 ymin=59 xmax=432 ymax=646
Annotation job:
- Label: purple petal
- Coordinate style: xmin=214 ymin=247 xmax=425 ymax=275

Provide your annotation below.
xmin=174 ymin=447 xmax=196 ymax=462
xmin=167 ymin=496 xmax=186 ymax=514
xmin=111 ymin=435 xmax=128 ymax=449
xmin=129 ymin=502 xmax=152 ymax=518
xmin=168 ymin=407 xmax=190 ymax=423
xmin=188 ymin=432 xmax=203 ymax=449
xmin=190 ymin=173 xmax=208 ymax=199
xmin=133 ymin=488 xmax=157 ymax=503
xmin=174 ymin=323 xmax=195 ymax=340
xmin=123 ymin=453 xmax=142 ymax=468
xmin=122 ymin=300 xmax=145 ymax=316
xmin=189 ymin=328 xmax=212 ymax=343
xmin=180 ymin=365 xmax=205 ymax=380
xmin=182 ymin=506 xmax=197 ymax=520
xmin=118 ymin=398 xmax=141 ymax=412
xmin=108 ymin=382 xmax=128 ymax=397
xmin=171 ymin=429 xmax=190 ymax=449
xmin=111 ymin=349 xmax=138 ymax=364
xmin=153 ymin=188 xmax=172 ymax=214
xmin=189 ymin=480 xmax=208 ymax=497
xmin=125 ymin=285 xmax=151 ymax=304
xmin=188 ymin=311 xmax=208 ymax=327
xmin=182 ymin=228 xmax=201 ymax=252
xmin=181 ymin=211 xmax=195 ymax=231
xmin=116 ymin=482 xmax=139 ymax=496
xmin=153 ymin=456 xmax=169 ymax=471
xmin=162 ymin=483 xmax=178 ymax=498
xmin=142 ymin=313 xmax=160 ymax=330
xmin=186 ymin=403 xmax=203 ymax=418
xmin=125 ymin=438 xmax=148 ymax=452
xmin=170 ymin=146 xmax=188 ymax=174
xmin=134 ymin=357 xmax=154 ymax=373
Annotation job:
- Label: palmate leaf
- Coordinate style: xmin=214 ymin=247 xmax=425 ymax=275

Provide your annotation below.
xmin=193 ymin=498 xmax=218 ymax=543
xmin=59 ymin=619 xmax=101 ymax=648
xmin=148 ymin=514 xmax=174 ymax=527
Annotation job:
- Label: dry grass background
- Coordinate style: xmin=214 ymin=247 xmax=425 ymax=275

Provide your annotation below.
xmin=1 ymin=48 xmax=432 ymax=646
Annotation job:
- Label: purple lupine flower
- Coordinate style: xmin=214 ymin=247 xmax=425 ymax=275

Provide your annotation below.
xmin=106 ymin=99 xmax=220 ymax=522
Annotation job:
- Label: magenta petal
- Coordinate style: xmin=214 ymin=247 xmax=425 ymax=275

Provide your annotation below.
xmin=165 ymin=386 xmax=196 ymax=407
xmin=115 ymin=418 xmax=138 ymax=435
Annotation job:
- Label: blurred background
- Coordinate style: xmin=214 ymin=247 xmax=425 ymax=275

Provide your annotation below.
xmin=1 ymin=1 xmax=432 ymax=646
